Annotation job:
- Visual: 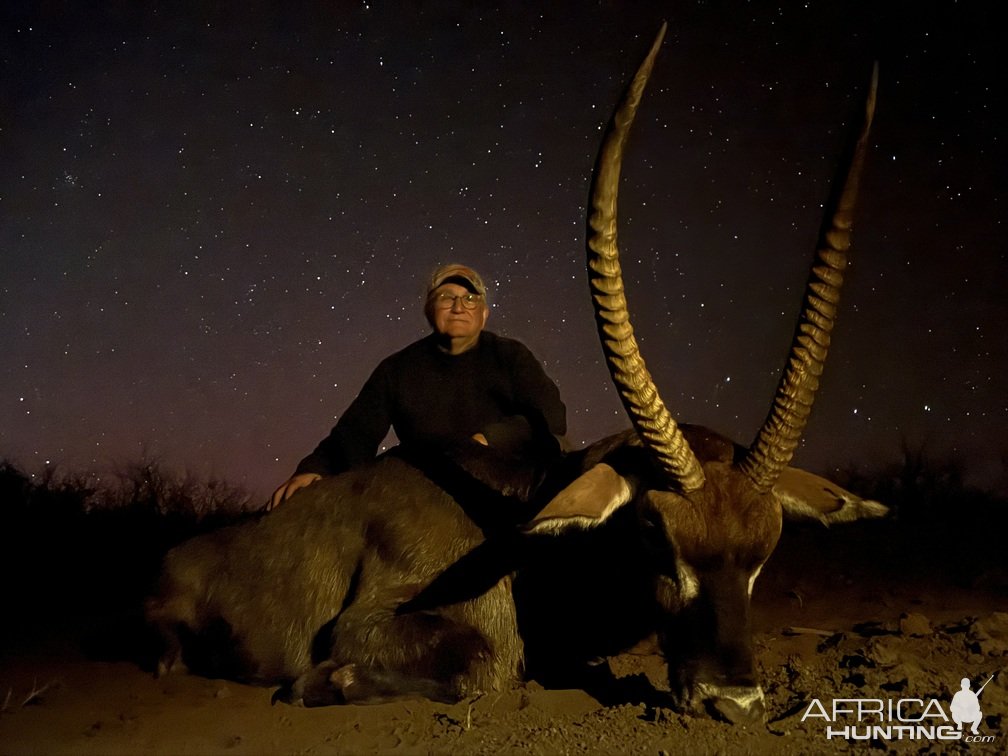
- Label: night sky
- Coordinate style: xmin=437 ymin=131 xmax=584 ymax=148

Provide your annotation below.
xmin=2 ymin=1 xmax=1004 ymax=500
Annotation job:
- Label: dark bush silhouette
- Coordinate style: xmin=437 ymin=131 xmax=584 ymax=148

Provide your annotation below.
xmin=763 ymin=445 xmax=1008 ymax=599
xmin=1 ymin=448 xmax=1004 ymax=662
xmin=0 ymin=457 xmax=255 ymax=655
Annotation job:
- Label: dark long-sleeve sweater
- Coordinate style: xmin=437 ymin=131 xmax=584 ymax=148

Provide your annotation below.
xmin=295 ymin=331 xmax=566 ymax=476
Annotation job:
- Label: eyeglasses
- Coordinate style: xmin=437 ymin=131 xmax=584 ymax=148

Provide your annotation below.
xmin=432 ymin=292 xmax=483 ymax=310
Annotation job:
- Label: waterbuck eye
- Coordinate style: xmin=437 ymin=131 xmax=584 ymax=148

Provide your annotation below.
xmin=639 ymin=510 xmax=671 ymax=551
xmin=640 ymin=510 xmax=661 ymax=532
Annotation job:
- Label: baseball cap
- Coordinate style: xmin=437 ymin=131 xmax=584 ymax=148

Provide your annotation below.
xmin=427 ymin=263 xmax=487 ymax=298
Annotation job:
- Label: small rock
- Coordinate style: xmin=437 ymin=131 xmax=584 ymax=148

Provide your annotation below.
xmin=865 ymin=636 xmax=902 ymax=667
xmin=968 ymin=612 xmax=1008 ymax=656
xmin=899 ymin=612 xmax=931 ymax=637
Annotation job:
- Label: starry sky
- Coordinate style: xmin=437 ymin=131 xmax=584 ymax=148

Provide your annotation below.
xmin=2 ymin=1 xmax=1005 ymax=500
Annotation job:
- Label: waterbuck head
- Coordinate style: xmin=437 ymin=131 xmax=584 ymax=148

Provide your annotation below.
xmin=525 ymin=24 xmax=878 ymax=723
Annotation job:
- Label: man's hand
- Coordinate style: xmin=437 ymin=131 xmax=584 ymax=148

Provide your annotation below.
xmin=268 ymin=472 xmax=321 ymax=510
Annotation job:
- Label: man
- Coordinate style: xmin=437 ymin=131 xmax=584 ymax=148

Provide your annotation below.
xmin=270 ymin=263 xmax=567 ymax=508
xmin=951 ymin=677 xmax=985 ymax=735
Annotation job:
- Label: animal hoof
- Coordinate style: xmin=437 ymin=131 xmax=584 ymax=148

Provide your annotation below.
xmin=711 ymin=696 xmax=765 ymax=725
xmin=328 ymin=663 xmax=358 ymax=691
xmin=270 ymin=685 xmax=303 ymax=706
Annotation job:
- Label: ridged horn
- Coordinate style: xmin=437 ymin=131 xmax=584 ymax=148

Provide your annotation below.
xmin=587 ymin=22 xmax=705 ymax=492
xmin=739 ymin=64 xmax=878 ymax=492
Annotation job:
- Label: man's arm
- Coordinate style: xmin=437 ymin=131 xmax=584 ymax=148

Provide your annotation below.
xmin=297 ymin=362 xmax=395 ymax=474
xmin=511 ymin=341 xmax=567 ymax=434
xmin=269 ymin=362 xmax=395 ymax=508
xmin=482 ymin=340 xmax=567 ymax=457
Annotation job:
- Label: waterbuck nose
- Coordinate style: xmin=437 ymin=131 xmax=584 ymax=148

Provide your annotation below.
xmin=692 ymin=682 xmax=766 ymax=724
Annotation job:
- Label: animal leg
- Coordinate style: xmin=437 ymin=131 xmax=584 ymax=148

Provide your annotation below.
xmin=145 ymin=596 xmax=188 ymax=677
xmin=284 ymin=607 xmax=493 ymax=705
xmin=154 ymin=625 xmax=188 ymax=678
xmin=288 ymin=661 xmax=459 ymax=706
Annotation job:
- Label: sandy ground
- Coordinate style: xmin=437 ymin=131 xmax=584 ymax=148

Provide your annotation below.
xmin=2 ymin=520 xmax=1006 ymax=755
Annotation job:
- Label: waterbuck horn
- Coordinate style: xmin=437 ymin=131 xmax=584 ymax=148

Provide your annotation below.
xmin=586 ymin=22 xmax=706 ymax=492
xmin=739 ymin=64 xmax=878 ymax=492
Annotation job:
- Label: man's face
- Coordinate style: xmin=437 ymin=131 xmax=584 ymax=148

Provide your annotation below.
xmin=428 ymin=282 xmax=489 ymax=341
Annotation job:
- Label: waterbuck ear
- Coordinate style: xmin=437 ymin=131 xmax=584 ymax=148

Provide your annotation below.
xmin=523 ymin=463 xmax=634 ymax=535
xmin=775 ymin=466 xmax=888 ymax=525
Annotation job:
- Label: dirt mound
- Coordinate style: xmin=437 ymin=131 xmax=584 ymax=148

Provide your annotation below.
xmin=2 ymin=602 xmax=1004 ymax=754
xmin=2 ymin=480 xmax=1006 ymax=754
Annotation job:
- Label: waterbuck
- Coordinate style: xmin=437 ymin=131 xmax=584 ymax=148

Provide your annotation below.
xmin=146 ymin=24 xmax=881 ymax=722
